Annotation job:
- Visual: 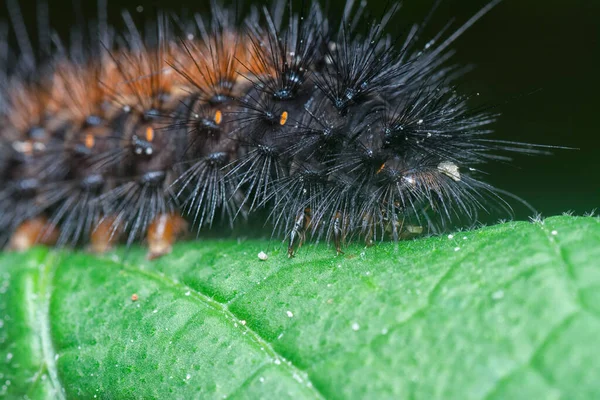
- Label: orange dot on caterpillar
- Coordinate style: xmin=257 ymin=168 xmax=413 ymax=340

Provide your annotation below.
xmin=214 ymin=110 xmax=222 ymax=125
xmin=85 ymin=133 xmax=95 ymax=149
xmin=145 ymin=126 xmax=154 ymax=142
xmin=280 ymin=111 xmax=288 ymax=126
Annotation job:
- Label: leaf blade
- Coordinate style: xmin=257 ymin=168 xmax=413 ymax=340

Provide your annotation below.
xmin=1 ymin=215 xmax=599 ymax=399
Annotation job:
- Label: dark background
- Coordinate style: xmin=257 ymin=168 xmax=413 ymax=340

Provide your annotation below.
xmin=2 ymin=0 xmax=599 ymax=221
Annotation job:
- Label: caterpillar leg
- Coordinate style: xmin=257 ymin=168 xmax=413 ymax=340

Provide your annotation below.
xmin=401 ymin=224 xmax=424 ymax=239
xmin=361 ymin=213 xmax=375 ymax=247
xmin=146 ymin=213 xmax=188 ymax=260
xmin=90 ymin=216 xmax=121 ymax=254
xmin=8 ymin=217 xmax=59 ymax=251
xmin=390 ymin=212 xmax=404 ymax=242
xmin=288 ymin=208 xmax=312 ymax=258
xmin=332 ymin=211 xmax=346 ymax=255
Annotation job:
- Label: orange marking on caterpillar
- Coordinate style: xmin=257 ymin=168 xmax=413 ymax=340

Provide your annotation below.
xmin=85 ymin=133 xmax=95 ymax=149
xmin=280 ymin=111 xmax=288 ymax=126
xmin=214 ymin=110 xmax=223 ymax=124
xmin=145 ymin=126 xmax=155 ymax=142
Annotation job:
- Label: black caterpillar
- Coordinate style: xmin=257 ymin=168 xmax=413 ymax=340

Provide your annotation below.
xmin=0 ymin=0 xmax=549 ymax=259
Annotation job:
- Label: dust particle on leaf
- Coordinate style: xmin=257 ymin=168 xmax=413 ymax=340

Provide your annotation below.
xmin=492 ymin=290 xmax=505 ymax=300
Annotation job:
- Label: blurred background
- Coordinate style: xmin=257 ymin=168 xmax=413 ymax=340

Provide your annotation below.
xmin=2 ymin=0 xmax=599 ymax=222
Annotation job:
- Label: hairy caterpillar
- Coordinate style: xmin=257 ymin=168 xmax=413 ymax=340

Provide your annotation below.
xmin=0 ymin=0 xmax=555 ymax=259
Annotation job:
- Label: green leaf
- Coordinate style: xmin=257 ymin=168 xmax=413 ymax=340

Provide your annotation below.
xmin=1 ymin=215 xmax=599 ymax=399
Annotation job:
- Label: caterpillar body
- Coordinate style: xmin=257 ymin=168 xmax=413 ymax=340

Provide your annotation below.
xmin=0 ymin=0 xmax=545 ymax=259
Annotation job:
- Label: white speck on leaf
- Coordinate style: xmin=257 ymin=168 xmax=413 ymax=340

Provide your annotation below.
xmin=240 ymin=320 xmax=246 ymax=325
xmin=492 ymin=290 xmax=505 ymax=300
xmin=286 ymin=311 xmax=294 ymax=318
xmin=352 ymin=322 xmax=360 ymax=331
xmin=259 ymin=377 xmax=265 ymax=383
xmin=152 ymin=309 xmax=158 ymax=314
xmin=274 ymin=359 xmax=282 ymax=365
xmin=454 ymin=247 xmax=460 ymax=252
xmin=258 ymin=251 xmax=268 ymax=261
xmin=184 ymin=291 xmax=191 ymax=296
xmin=551 ymin=230 xmax=558 ymax=235
xmin=186 ymin=374 xmax=191 ymax=380
xmin=448 ymin=234 xmax=454 ymax=239
xmin=292 ymin=373 xmax=304 ymax=383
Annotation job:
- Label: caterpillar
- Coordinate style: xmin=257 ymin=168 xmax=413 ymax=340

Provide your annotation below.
xmin=0 ymin=0 xmax=552 ymax=259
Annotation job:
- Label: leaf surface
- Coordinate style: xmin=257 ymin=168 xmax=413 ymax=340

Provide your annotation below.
xmin=1 ymin=215 xmax=599 ymax=399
